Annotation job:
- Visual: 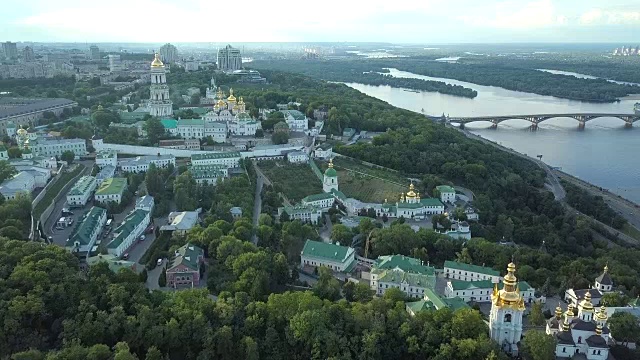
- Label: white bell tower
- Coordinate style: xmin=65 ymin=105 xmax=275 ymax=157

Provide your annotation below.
xmin=489 ymin=262 xmax=525 ymax=356
xmin=148 ymin=53 xmax=173 ymax=117
xmin=323 ymin=158 xmax=338 ymax=193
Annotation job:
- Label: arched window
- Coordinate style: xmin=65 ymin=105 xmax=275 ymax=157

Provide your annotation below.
xmin=578 ymin=336 xmax=582 ymax=344
xmin=504 ymin=314 xmax=512 ymax=323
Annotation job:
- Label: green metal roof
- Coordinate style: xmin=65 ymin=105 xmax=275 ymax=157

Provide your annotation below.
xmin=179 ymin=107 xmax=209 ymax=115
xmin=282 ymin=109 xmax=306 ymax=120
xmin=68 ymin=176 xmax=96 ymax=196
xmin=191 ymin=151 xmax=241 ymax=160
xmin=301 ymin=239 xmax=353 ymax=262
xmin=324 ymin=167 xmax=337 ymax=177
xmin=448 ymin=279 xmax=494 ymax=291
xmin=406 ymin=300 xmax=434 ymax=314
xmin=330 ymin=188 xmax=347 ymax=201
xmin=423 ymin=288 xmax=447 ymax=309
xmin=66 ymin=206 xmax=106 ymax=247
xmin=168 ymin=243 xmax=204 ymax=271
xmin=87 ymin=254 xmax=136 ymax=272
xmin=377 ymin=270 xmax=436 ymax=288
xmin=443 ymin=297 xmax=471 ymax=311
xmin=444 ymin=260 xmax=500 ymax=276
xmin=302 ymin=193 xmax=335 ymax=203
xmin=120 ymin=112 xmax=147 ymax=123
xmin=95 ymin=177 xmax=127 ymax=196
xmin=107 ymin=209 xmax=149 ymax=249
xmin=420 ymin=198 xmax=444 ymax=207
xmin=236 ymin=112 xmax=252 ymax=121
xmin=190 ymin=165 xmax=227 ymax=179
xmin=161 ymin=119 xmax=177 ymax=129
xmin=519 ymin=280 xmax=532 ymax=291
xmin=436 ymin=185 xmax=456 ymax=194
xmin=373 ymin=255 xmax=435 ymax=275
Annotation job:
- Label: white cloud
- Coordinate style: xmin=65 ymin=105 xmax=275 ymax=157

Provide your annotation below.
xmin=580 ymin=8 xmax=640 ymax=25
xmin=456 ymin=0 xmax=567 ymax=29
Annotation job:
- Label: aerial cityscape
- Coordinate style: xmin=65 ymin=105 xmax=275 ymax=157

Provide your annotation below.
xmin=1 ymin=1 xmax=640 ymax=359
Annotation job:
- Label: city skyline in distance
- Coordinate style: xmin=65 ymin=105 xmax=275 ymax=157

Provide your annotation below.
xmin=2 ymin=0 xmax=640 ymax=44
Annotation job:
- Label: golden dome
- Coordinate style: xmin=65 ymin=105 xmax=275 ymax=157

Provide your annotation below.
xmin=406 ymin=183 xmax=417 ymax=198
xmin=16 ymin=127 xmax=28 ymax=136
xmin=555 ymin=305 xmax=563 ymax=319
xmin=562 ymin=317 xmax=570 ymax=332
xmin=216 ymin=99 xmax=225 ymax=108
xmin=328 ymin=158 xmax=334 ymax=168
xmin=227 ymin=88 xmax=236 ymax=102
xmin=595 ymin=323 xmax=603 ymax=336
xmin=580 ymin=291 xmax=595 ymax=311
xmin=238 ymin=96 xmax=245 ymax=105
xmin=97 ymin=105 xmax=104 ymax=111
xmin=566 ymin=303 xmax=575 ymax=317
xmin=151 ymin=53 xmax=164 ymax=67
xmin=216 ymin=87 xmax=224 ymax=99
xmin=497 ymin=262 xmax=523 ymax=306
xmin=597 ymin=306 xmax=608 ymax=320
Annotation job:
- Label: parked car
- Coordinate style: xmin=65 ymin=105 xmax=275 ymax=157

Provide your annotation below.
xmin=122 ymin=253 xmax=129 ymax=260
xmin=139 ymin=235 xmax=146 ymax=242
xmin=157 ymin=258 xmax=163 ymax=266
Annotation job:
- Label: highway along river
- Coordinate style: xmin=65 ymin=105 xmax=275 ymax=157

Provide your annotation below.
xmin=345 ymin=68 xmax=640 ymax=203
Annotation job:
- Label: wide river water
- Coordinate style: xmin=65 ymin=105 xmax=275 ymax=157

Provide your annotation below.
xmin=345 ymin=68 xmax=640 ymax=203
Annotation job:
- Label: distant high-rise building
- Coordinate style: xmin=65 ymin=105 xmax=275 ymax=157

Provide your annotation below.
xmin=148 ymin=53 xmax=173 ymax=117
xmin=22 ymin=46 xmax=35 ymax=62
xmin=159 ymin=43 xmax=178 ymax=63
xmin=107 ymin=54 xmax=122 ymax=72
xmin=217 ymin=44 xmax=242 ymax=72
xmin=2 ymin=42 xmax=18 ymax=60
xmin=90 ymin=45 xmax=100 ymax=60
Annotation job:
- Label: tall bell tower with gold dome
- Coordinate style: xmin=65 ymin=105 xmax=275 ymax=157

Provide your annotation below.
xmin=149 ymin=53 xmax=173 ymax=117
xmin=489 ymin=262 xmax=525 ymax=355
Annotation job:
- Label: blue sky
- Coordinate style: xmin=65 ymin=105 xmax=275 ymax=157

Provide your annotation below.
xmin=2 ymin=0 xmax=640 ymax=43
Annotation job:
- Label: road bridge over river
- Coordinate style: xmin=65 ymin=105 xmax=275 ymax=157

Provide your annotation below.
xmin=445 ymin=113 xmax=639 ymax=130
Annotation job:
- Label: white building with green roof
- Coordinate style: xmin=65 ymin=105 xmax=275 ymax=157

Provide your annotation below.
xmin=191 ymin=151 xmax=241 ymax=168
xmin=300 ymin=239 xmax=356 ymax=273
xmin=445 ymin=279 xmax=495 ymax=302
xmin=282 ymin=109 xmax=308 ymax=131
xmin=323 ymin=159 xmax=338 ymax=193
xmin=444 ymin=260 xmax=501 ymax=283
xmin=301 ymin=192 xmax=335 ymax=210
xmin=95 ymin=177 xmax=128 ymax=204
xmin=279 ymin=204 xmax=322 ymax=224
xmin=107 ymin=209 xmax=150 ymax=256
xmin=118 ymin=154 xmax=175 ymax=173
xmin=406 ymin=288 xmax=470 ymax=316
xmin=370 ymin=255 xmax=436 ymax=298
xmin=67 ymin=175 xmax=97 ymax=207
xmin=436 ymin=185 xmax=456 ymax=203
xmin=189 ymin=164 xmax=228 ymax=185
xmin=65 ymin=206 xmax=107 ymax=253
xmin=96 ymin=149 xmax=117 ymax=168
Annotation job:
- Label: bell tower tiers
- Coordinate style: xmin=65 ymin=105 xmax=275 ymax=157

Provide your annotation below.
xmin=323 ymin=159 xmax=339 ymax=193
xmin=148 ymin=53 xmax=173 ymax=117
xmin=489 ymin=262 xmax=525 ymax=356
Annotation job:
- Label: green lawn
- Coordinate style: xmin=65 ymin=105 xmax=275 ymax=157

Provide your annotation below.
xmin=336 ymin=168 xmax=406 ymax=203
xmin=330 ymin=157 xmax=408 ymax=184
xmin=258 ymin=161 xmax=323 ymax=202
xmin=622 ymin=223 xmax=640 ymax=241
xmin=33 ymin=165 xmax=85 ymax=219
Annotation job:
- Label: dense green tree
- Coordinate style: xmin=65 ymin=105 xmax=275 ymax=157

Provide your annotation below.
xmin=145 ymin=117 xmax=166 ymax=145
xmin=7 ymin=147 xmax=22 ymax=159
xmin=330 ymin=224 xmax=353 ymax=245
xmin=271 ymin=131 xmax=289 ymax=145
xmin=528 ymin=302 xmax=545 ymax=326
xmin=521 ymin=331 xmax=556 ymax=360
xmin=601 ymin=292 xmax=630 ymax=307
xmin=608 ymin=312 xmax=640 ymax=346
xmin=61 ymin=150 xmax=75 ymax=164
xmin=0 ymin=160 xmax=17 ymax=183
xmin=313 ymin=267 xmax=341 ymax=301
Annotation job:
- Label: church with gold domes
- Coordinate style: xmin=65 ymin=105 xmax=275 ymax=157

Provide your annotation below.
xmin=203 ymin=87 xmax=261 ymax=136
xmin=489 ymin=262 xmax=526 ymax=355
xmin=546 ymin=291 xmax=611 ymax=359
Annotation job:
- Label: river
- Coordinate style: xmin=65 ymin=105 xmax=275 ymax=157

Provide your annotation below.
xmin=345 ymin=68 xmax=640 ymax=203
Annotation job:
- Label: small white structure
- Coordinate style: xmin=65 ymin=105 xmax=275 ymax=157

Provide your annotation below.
xmin=160 ymin=209 xmax=201 ymax=235
xmin=107 ymin=209 xmax=150 ymax=257
xmin=96 ymin=150 xmax=117 ymax=168
xmin=314 ymin=144 xmax=332 ymax=159
xmin=443 ymin=260 xmax=501 ymax=283
xmin=0 ymin=171 xmax=36 ymax=200
xmin=287 ymin=151 xmax=309 ymax=164
xmin=230 ymin=206 xmax=242 ymax=219
xmin=67 ymin=175 xmax=97 ymax=207
xmin=436 ymin=185 xmax=456 ymax=203
xmin=94 ymin=178 xmax=127 ymax=205
xmin=13 ymin=165 xmax=51 ymax=187
xmin=135 ymin=195 xmax=155 ymax=213
xmin=300 ymin=239 xmax=356 ymax=272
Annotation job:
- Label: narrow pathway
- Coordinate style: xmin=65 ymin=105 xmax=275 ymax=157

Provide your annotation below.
xmin=251 ymin=163 xmax=264 ymax=245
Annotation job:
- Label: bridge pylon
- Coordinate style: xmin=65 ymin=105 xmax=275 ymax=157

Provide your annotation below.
xmin=578 ymin=121 xmax=585 ymax=130
xmin=530 ymin=123 xmax=538 ymax=131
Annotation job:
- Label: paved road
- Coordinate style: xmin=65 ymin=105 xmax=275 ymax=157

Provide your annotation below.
xmin=126 ymin=216 xmax=168 ymax=265
xmin=555 ymin=171 xmax=640 ymax=230
xmin=251 ymin=164 xmax=265 ymax=245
